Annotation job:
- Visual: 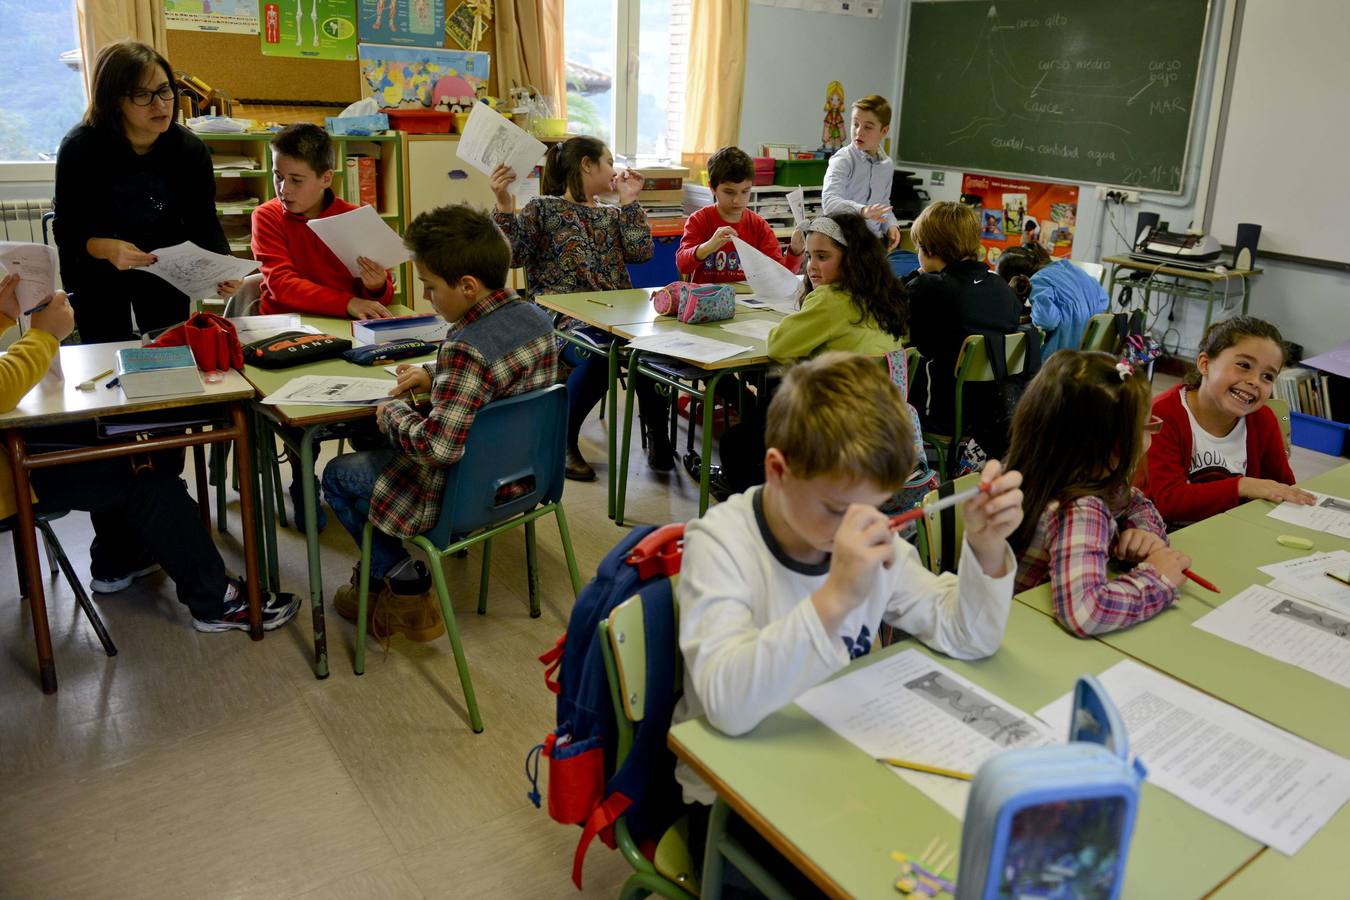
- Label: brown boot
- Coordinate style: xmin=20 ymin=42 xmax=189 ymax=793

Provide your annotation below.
xmin=370 ymin=583 xmax=445 ymax=643
xmin=333 ymin=565 xmax=392 ymax=624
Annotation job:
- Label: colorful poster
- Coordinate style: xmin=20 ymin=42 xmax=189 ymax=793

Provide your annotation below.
xmin=165 ymin=0 xmax=260 ymax=33
xmin=357 ymin=0 xmax=445 ymax=48
xmin=358 ymin=44 xmax=489 ymax=109
xmin=961 ymin=173 xmax=1078 ymax=266
xmin=260 ymin=0 xmax=358 ymax=60
xmin=444 ymin=1 xmax=477 ymax=49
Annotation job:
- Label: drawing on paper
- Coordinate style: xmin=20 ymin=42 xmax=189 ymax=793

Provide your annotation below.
xmin=479 ymin=125 xmax=512 ymax=168
xmin=1270 ymin=599 xmax=1350 ymax=639
xmin=905 ymin=669 xmax=1039 ymax=746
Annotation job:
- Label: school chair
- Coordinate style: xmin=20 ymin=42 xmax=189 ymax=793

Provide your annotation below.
xmin=352 ymin=385 xmax=583 ymax=733
xmin=921 ymin=331 xmax=1029 ymax=481
xmin=914 ymin=472 xmax=982 ymax=576
xmin=1265 ymin=397 xmax=1292 ymax=456
xmin=1078 ymin=313 xmax=1119 ymax=354
xmin=4 ymin=506 xmax=117 ymax=657
xmin=600 ymin=594 xmax=793 ymax=900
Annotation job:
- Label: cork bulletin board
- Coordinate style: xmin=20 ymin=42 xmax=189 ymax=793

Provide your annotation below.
xmin=165 ymin=12 xmax=497 ymax=107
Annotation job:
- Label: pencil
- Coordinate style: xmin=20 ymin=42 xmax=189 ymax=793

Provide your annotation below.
xmin=585 ymin=298 xmax=615 ymax=308
xmin=877 ymin=758 xmax=973 ymax=781
xmin=1183 ymin=569 xmax=1220 ymax=593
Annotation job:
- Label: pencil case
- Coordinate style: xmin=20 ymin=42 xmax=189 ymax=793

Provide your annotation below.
xmin=650 ymin=282 xmax=735 ymax=324
xmin=242 ymin=331 xmax=352 ymax=369
xmin=955 ymin=675 xmax=1146 ymax=900
xmin=342 ymin=339 xmax=437 ymax=366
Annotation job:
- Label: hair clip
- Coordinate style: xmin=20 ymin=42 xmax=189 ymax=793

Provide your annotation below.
xmin=1115 ymin=359 xmax=1134 ymax=380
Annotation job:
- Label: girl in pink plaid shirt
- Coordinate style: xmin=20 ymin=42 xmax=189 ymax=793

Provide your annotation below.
xmin=1005 ymin=351 xmax=1192 ymax=636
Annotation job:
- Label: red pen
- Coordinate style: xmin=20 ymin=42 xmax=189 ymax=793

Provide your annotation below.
xmin=889 ymin=482 xmax=991 ymax=530
xmin=1183 ymin=569 xmax=1220 ymax=593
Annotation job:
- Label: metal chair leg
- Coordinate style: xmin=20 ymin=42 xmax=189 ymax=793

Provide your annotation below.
xmin=477 ymin=538 xmax=492 ymax=615
xmin=524 ymin=519 xmax=540 ymax=618
xmin=35 ymin=519 xmax=116 ymax=657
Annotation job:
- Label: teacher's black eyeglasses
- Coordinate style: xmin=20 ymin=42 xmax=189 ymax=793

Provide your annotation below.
xmin=126 ymin=85 xmax=175 ymax=106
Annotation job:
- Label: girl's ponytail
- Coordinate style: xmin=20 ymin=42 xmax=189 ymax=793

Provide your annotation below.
xmin=540 ymin=135 xmax=607 ymax=201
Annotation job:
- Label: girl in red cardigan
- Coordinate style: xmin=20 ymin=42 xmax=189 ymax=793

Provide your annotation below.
xmin=1143 ymin=316 xmax=1314 ymax=525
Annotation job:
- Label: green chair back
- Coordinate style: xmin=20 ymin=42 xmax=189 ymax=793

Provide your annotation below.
xmin=1078 ymin=313 xmax=1118 ymax=353
xmin=916 ymin=472 xmax=982 ymax=575
xmin=1265 ymin=397 xmax=1292 ymax=456
xmin=922 ymin=332 xmax=1027 ymax=480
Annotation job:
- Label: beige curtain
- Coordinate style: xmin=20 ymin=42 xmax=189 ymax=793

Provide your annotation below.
xmin=681 ymin=0 xmax=747 ymax=171
xmin=494 ymin=0 xmax=567 ymax=119
xmin=76 ymin=0 xmax=167 ymax=95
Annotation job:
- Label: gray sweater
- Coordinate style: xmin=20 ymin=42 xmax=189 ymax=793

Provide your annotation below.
xmin=822 ymin=143 xmax=899 ymax=237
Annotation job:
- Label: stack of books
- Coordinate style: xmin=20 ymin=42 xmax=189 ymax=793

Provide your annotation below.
xmin=115 ymin=346 xmax=205 ymax=400
xmin=1275 ymin=368 xmax=1335 ymax=419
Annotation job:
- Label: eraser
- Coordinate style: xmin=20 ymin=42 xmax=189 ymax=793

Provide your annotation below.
xmin=1276 ymin=534 xmax=1314 ymax=550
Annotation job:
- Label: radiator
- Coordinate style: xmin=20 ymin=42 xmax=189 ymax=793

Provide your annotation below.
xmin=0 ymin=199 xmax=53 ymax=243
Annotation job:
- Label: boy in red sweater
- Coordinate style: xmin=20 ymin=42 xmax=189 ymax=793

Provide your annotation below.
xmin=252 ymin=123 xmax=394 ymax=319
xmin=677 ymin=146 xmax=803 ymax=283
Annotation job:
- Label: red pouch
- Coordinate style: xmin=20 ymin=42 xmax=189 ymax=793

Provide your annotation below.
xmin=149 ymin=313 xmax=244 ymax=372
xmin=543 ymin=730 xmax=605 ymax=825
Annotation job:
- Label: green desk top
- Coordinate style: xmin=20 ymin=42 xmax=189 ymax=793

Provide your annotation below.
xmin=669 ymin=603 xmax=1258 ymax=899
xmin=242 ymin=309 xmax=435 ymax=426
xmin=1015 ymin=513 xmax=1350 ymax=757
xmin=534 ymin=288 xmax=658 ymax=332
xmin=1213 ymin=803 xmax=1350 ymax=897
xmin=611 ymin=310 xmax=784 ymax=371
xmin=1222 ymin=462 xmax=1350 ymax=543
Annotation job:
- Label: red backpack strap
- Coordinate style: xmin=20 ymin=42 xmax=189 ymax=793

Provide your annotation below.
xmin=571 ymin=792 xmax=633 ymax=889
xmin=539 ymin=634 xmax=565 ymax=695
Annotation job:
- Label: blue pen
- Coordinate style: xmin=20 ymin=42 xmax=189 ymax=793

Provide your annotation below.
xmin=105 ymin=377 xmax=120 ymax=389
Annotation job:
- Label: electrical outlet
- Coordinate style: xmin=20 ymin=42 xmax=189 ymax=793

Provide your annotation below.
xmin=1095 ymin=186 xmax=1142 ymax=204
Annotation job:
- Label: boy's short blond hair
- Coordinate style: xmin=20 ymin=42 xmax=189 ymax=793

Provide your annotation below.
xmin=765 ymin=352 xmax=916 ymax=489
xmin=911 ymin=201 xmax=982 ymax=264
xmin=852 ymin=95 xmax=892 ymax=128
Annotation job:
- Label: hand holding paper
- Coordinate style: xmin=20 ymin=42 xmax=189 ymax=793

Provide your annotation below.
xmin=143 ymin=242 xmax=259 ymax=299
xmin=0 ymin=242 xmax=58 ymax=313
xmin=786 ymin=187 xmax=806 ymax=227
xmin=457 ymin=103 xmax=546 ymax=199
xmin=731 ymin=236 xmax=802 ymax=303
xmin=306 ymin=205 xmax=412 ymax=277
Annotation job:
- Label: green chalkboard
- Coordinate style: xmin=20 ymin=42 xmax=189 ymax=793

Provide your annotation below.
xmin=898 ymin=0 xmax=1209 ymax=192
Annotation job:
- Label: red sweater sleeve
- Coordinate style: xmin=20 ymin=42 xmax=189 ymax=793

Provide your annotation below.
xmin=1143 ymin=386 xmax=1242 ymax=523
xmin=676 ymin=207 xmax=714 ymax=275
xmin=1247 ymin=405 xmax=1296 ymax=485
xmin=252 ymin=203 xmax=359 ymax=317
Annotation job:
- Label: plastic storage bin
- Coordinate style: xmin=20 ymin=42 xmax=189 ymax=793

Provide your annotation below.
xmin=1290 ymin=411 xmax=1350 ymax=456
xmin=773 ymin=159 xmax=828 ymax=186
xmin=752 ymin=157 xmax=775 ymax=185
xmin=382 ymin=109 xmax=453 ymax=133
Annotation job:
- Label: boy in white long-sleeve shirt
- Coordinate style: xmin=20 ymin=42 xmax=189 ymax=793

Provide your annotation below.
xmin=822 ymin=95 xmax=906 ymax=273
xmin=674 ymin=352 xmax=1024 ymax=821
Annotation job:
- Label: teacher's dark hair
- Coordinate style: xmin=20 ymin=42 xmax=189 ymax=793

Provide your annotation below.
xmin=83 ymin=41 xmax=177 ymax=136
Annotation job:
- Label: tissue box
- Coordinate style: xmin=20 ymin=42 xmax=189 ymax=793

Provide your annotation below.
xmin=325 ymin=114 xmax=390 ymax=136
xmin=351 ymin=314 xmax=448 ymax=346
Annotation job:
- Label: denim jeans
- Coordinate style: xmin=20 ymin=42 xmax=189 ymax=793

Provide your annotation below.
xmin=321 ymin=450 xmax=409 ymax=579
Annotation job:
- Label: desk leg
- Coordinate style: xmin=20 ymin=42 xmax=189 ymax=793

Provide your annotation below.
xmin=299 ymin=427 xmax=329 ymax=679
xmin=607 ymin=342 xmax=619 ymax=520
xmin=698 ymin=372 xmax=728 ymax=518
xmin=615 ymin=349 xmax=639 ymax=527
xmin=5 ymin=430 xmax=56 ymax=693
xmin=231 ymin=404 xmax=263 ymax=641
xmin=192 ymin=442 xmax=210 ymax=534
xmin=253 ymin=408 xmax=280 ymax=593
xmin=1241 ymin=277 xmax=1251 ymax=316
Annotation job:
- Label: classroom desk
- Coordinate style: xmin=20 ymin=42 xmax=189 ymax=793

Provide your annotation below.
xmin=612 ymin=310 xmax=784 ymax=521
xmin=1103 ymin=255 xmax=1262 ymax=335
xmin=0 ymin=341 xmax=264 ymax=693
xmin=243 ymin=311 xmax=433 ymax=680
xmin=668 ymin=603 xmax=1260 ymax=899
xmin=1220 ymin=462 xmax=1350 ymax=541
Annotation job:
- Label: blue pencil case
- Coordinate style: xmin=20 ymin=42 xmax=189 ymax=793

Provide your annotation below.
xmin=956 ymin=676 xmax=1146 ymax=900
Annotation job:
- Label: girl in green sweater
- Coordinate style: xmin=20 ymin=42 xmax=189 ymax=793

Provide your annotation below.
xmin=766 ymin=212 xmax=909 ymax=362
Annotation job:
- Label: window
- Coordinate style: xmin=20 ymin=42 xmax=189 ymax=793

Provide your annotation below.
xmin=564 ymin=0 xmax=690 ymax=161
xmin=0 ymin=1 xmax=85 ymax=162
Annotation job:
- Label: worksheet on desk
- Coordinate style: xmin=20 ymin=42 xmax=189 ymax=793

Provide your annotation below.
xmin=796 ymin=648 xmax=1058 ymax=819
xmin=1257 ymin=551 xmax=1350 ymax=617
xmin=1193 ymin=584 xmax=1350 ymax=691
xmin=1267 ymin=492 xmax=1350 ymax=540
xmin=1038 ymin=659 xmax=1350 ymax=855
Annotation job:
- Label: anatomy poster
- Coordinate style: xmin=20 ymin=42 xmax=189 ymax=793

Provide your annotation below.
xmin=358 ymin=0 xmax=445 ymax=48
xmin=165 ymin=0 xmax=259 ymax=34
xmin=961 ymin=173 xmax=1078 ymax=266
xmin=260 ymin=0 xmax=358 ymax=60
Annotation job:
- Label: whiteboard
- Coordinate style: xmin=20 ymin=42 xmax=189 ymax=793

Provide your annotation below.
xmin=1206 ymin=0 xmax=1350 ymax=265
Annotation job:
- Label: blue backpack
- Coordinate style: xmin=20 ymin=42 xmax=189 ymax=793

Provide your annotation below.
xmin=527 ymin=524 xmax=684 ymax=889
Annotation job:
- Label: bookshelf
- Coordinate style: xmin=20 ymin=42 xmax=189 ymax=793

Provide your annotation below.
xmin=200 ymin=131 xmax=408 ymax=304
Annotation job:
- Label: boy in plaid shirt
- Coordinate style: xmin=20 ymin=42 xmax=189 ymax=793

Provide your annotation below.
xmin=322 ymin=205 xmax=557 ymax=632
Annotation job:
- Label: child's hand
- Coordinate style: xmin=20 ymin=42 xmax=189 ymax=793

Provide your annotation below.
xmin=886 ymin=225 xmax=902 ymax=251
xmin=215 ymin=279 xmax=242 ymax=299
xmin=1115 ymin=528 xmax=1166 ymax=563
xmin=1143 ymin=546 xmax=1192 ymax=587
xmin=615 ymin=168 xmax=644 ymax=205
xmin=29 ymin=291 xmax=75 ymax=341
xmin=375 ymin=401 xmax=391 ymax=433
xmin=390 ymin=365 xmax=430 ymax=397
xmin=88 ymin=238 xmax=156 ymax=270
xmin=356 ymin=256 xmax=388 ymax=293
xmin=1238 ymin=477 xmax=1316 ymax=505
xmin=860 ymin=203 xmax=892 ymax=222
xmin=963 ymin=460 xmax=1024 ymax=577
xmin=812 ymin=504 xmax=894 ymax=633
xmin=702 ymin=225 xmax=737 ymax=257
xmin=788 ymin=228 xmax=805 ymax=256
xmin=347 ymin=297 xmax=393 ymax=320
xmin=489 ymin=164 xmax=516 ymax=210
xmin=0 ymin=273 xmax=20 ymax=320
